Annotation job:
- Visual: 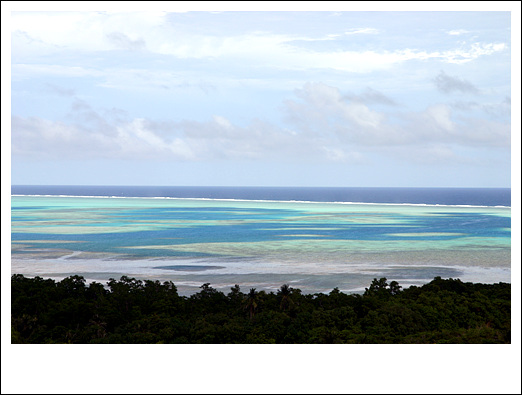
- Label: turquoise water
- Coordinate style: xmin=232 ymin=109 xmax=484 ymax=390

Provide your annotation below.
xmin=11 ymin=195 xmax=511 ymax=294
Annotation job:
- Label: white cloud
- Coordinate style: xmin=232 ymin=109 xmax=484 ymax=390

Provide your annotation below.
xmin=425 ymin=104 xmax=455 ymax=131
xmin=321 ymin=147 xmax=364 ymax=163
xmin=151 ymin=38 xmax=507 ymax=71
xmin=11 ymin=116 xmax=112 ymax=159
xmin=449 ymin=42 xmax=507 ymax=63
xmin=283 ymin=82 xmax=510 ymax=150
xmin=11 ymin=11 xmax=166 ymax=53
xmin=343 ymin=88 xmax=398 ymax=106
xmin=447 ymin=29 xmax=470 ymax=36
xmin=116 ymin=119 xmax=196 ymax=159
xmin=11 ymin=115 xmax=197 ymax=161
xmin=213 ymin=115 xmax=233 ymax=130
xmin=11 ymin=12 xmax=508 ymax=75
xmin=344 ymin=28 xmax=379 ymax=35
xmin=105 ymin=32 xmax=146 ymax=51
xmin=286 ymin=83 xmax=385 ymax=133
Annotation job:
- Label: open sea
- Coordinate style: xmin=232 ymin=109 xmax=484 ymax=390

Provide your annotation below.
xmin=11 ymin=186 xmax=511 ymax=295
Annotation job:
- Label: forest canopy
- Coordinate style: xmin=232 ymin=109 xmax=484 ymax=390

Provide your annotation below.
xmin=11 ymin=274 xmax=510 ymax=344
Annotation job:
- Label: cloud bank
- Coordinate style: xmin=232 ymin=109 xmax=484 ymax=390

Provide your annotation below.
xmin=11 ymin=82 xmax=510 ymax=166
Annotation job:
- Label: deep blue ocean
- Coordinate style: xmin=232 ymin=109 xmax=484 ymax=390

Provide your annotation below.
xmin=11 ymin=185 xmax=511 ymax=207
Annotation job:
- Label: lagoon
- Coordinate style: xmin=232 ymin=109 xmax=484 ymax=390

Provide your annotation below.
xmin=11 ymin=193 xmax=511 ymax=295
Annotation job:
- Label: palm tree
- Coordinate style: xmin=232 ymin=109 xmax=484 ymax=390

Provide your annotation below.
xmin=244 ymin=288 xmax=258 ymax=320
xmin=278 ymin=284 xmax=293 ymax=311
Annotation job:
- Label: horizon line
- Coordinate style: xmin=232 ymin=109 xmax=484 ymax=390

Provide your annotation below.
xmin=10 ymin=184 xmax=512 ymax=189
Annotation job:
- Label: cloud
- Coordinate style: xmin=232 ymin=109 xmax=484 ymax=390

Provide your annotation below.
xmin=447 ymin=29 xmax=470 ymax=36
xmin=285 ymin=83 xmax=385 ymax=134
xmin=433 ymin=70 xmax=480 ymax=94
xmin=285 ymin=28 xmax=378 ymax=43
xmin=151 ymin=35 xmax=507 ymax=71
xmin=170 ymin=117 xmax=321 ymax=161
xmin=344 ymin=28 xmax=379 ymax=35
xmin=10 ymin=11 xmax=166 ymax=54
xmin=44 ymin=84 xmax=76 ymax=97
xmin=11 ymin=115 xmax=196 ymax=161
xmin=105 ymin=31 xmax=146 ymax=50
xmin=283 ymin=82 xmax=510 ymax=150
xmin=11 ymin=101 xmax=311 ymax=163
xmin=343 ymin=87 xmax=398 ymax=106
xmin=285 ymin=83 xmax=404 ymax=145
xmin=425 ymin=104 xmax=455 ymax=131
xmin=11 ymin=83 xmax=510 ymax=166
xmin=383 ymin=144 xmax=464 ymax=165
xmin=11 ymin=85 xmax=363 ymax=164
xmin=11 ymin=12 xmax=508 ymax=75
xmin=450 ymin=97 xmax=511 ymax=118
xmin=116 ymin=119 xmax=196 ymax=160
xmin=12 ymin=62 xmax=218 ymax=94
xmin=11 ymin=116 xmax=111 ymax=160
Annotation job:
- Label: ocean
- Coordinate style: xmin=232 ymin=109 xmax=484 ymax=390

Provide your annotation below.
xmin=10 ymin=185 xmax=511 ymax=206
xmin=11 ymin=186 xmax=511 ymax=295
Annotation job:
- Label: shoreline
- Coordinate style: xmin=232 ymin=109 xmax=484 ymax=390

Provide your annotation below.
xmin=11 ymin=253 xmax=512 ymax=296
xmin=9 ymin=271 xmax=513 ymax=297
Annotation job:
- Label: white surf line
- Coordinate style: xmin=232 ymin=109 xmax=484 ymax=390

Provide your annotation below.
xmin=11 ymin=194 xmax=512 ymax=209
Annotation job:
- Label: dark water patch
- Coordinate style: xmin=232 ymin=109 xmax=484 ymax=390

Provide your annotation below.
xmin=384 ymin=266 xmax=463 ymax=279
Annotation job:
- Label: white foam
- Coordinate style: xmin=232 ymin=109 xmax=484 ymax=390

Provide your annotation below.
xmin=11 ymin=194 xmax=511 ymax=209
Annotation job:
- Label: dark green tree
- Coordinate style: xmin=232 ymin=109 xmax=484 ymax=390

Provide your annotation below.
xmin=244 ymin=288 xmax=259 ymax=320
xmin=364 ymin=278 xmax=401 ymax=298
xmin=389 ymin=280 xmax=402 ymax=296
xmin=278 ymin=284 xmax=293 ymax=311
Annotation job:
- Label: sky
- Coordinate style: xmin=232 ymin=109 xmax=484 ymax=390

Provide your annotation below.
xmin=4 ymin=3 xmax=520 ymax=187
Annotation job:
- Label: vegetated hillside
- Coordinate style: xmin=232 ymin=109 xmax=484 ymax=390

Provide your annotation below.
xmin=11 ymin=274 xmax=510 ymax=344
